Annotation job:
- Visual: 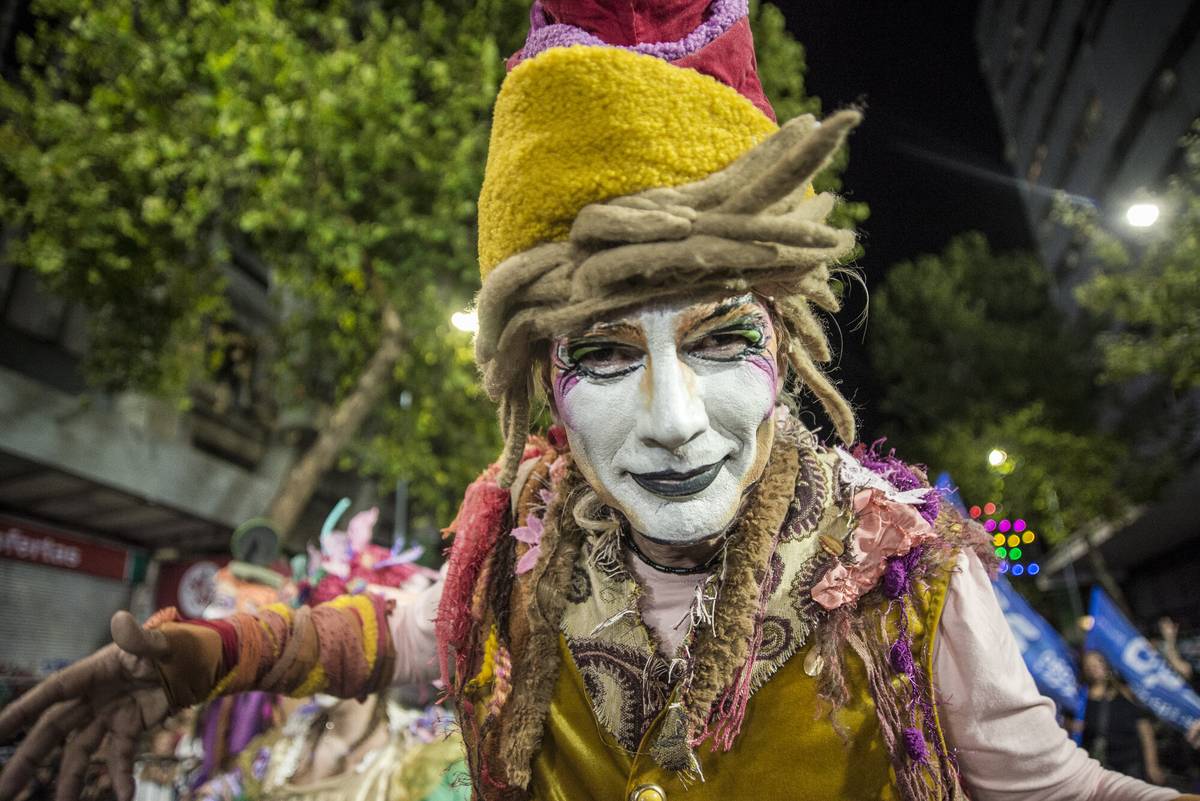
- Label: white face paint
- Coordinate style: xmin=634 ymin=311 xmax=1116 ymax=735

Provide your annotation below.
xmin=550 ymin=294 xmax=781 ymax=545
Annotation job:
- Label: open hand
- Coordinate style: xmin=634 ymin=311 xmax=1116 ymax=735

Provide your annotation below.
xmin=0 ymin=612 xmax=172 ymax=801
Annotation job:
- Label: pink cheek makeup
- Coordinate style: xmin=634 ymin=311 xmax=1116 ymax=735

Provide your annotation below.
xmin=550 ymin=342 xmax=581 ymax=428
xmin=552 ymin=370 xmax=579 ymax=428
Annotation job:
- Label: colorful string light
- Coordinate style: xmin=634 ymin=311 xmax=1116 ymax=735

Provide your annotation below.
xmin=971 ymin=500 xmax=1038 ymax=578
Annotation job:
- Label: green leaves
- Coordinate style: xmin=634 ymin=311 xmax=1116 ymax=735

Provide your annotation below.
xmin=1063 ymin=122 xmax=1200 ymax=391
xmin=1 ymin=0 xmax=519 ymax=526
xmin=870 ymin=232 xmax=1123 ymax=546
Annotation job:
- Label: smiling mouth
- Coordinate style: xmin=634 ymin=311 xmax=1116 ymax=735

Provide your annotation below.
xmin=630 ymin=460 xmax=725 ymax=498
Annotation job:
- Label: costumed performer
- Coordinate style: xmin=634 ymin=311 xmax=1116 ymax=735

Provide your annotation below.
xmin=0 ymin=2 xmax=1194 ymax=800
xmin=191 ymin=501 xmax=466 ymax=801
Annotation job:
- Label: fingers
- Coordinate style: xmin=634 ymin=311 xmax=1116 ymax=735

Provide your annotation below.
xmin=110 ymin=611 xmax=169 ymax=660
xmin=104 ymin=688 xmax=171 ymax=801
xmin=55 ymin=715 xmax=106 ymax=801
xmin=104 ymin=731 xmax=137 ymax=801
xmin=0 ymin=701 xmax=89 ymax=799
xmin=0 ymin=646 xmax=122 ymax=741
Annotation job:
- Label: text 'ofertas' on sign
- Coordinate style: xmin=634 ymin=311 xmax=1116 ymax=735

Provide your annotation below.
xmin=0 ymin=526 xmax=83 ymax=568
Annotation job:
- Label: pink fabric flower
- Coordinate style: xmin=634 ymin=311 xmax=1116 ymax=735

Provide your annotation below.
xmin=812 ymin=489 xmax=934 ymax=611
xmin=512 ymin=514 xmax=544 ymax=575
xmin=812 ymin=563 xmax=858 ymax=610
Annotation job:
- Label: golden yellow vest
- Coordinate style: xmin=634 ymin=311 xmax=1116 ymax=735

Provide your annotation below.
xmin=530 ymin=559 xmax=957 ymax=801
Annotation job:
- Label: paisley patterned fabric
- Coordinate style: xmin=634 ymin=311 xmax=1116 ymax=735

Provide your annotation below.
xmin=558 ymin=429 xmax=843 ymax=750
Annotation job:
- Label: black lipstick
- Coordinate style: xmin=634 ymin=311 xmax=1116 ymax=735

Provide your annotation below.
xmin=630 ymin=460 xmax=724 ymax=497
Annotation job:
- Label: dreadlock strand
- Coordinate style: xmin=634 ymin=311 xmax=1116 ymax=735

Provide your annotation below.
xmin=789 ymin=344 xmax=856 ymax=444
xmin=499 ymin=387 xmax=531 ymax=488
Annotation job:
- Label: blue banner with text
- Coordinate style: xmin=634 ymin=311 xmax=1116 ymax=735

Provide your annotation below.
xmin=992 ymin=576 xmax=1085 ymax=717
xmin=1085 ymin=586 xmax=1200 ymax=732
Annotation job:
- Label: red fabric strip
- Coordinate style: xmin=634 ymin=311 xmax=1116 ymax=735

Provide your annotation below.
xmin=190 ymin=619 xmax=239 ymax=673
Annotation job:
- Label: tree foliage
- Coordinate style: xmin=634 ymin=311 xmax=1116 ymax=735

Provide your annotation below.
xmin=0 ymin=0 xmax=525 ymax=529
xmin=1058 ymin=119 xmax=1200 ymax=392
xmin=869 ymin=232 xmax=1125 ymax=544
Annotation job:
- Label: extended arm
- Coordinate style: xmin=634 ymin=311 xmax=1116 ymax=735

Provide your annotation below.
xmin=1159 ymin=618 xmax=1194 ymax=681
xmin=0 ymin=578 xmax=444 ymax=801
xmin=933 ymin=549 xmax=1182 ymax=801
xmin=1137 ymin=717 xmax=1167 ymax=786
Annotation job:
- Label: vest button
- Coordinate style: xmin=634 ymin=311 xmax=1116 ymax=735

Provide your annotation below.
xmin=629 ymin=784 xmax=666 ymax=801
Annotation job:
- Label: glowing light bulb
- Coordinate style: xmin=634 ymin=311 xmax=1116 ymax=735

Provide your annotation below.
xmin=988 ymin=448 xmax=1008 ymax=467
xmin=1011 ymin=564 xmax=1024 ymax=576
xmin=999 ymin=519 xmax=1012 ymax=533
xmin=995 ymin=546 xmax=1008 ymax=559
xmin=993 ymin=534 xmax=1005 ymax=547
xmin=1014 ymin=519 xmax=1026 ymax=532
xmin=1028 ymin=563 xmax=1040 ymax=576
xmin=1125 ymin=202 xmax=1159 ymax=228
xmin=984 ymin=519 xmax=997 ymax=532
xmin=1007 ymin=534 xmax=1020 ymax=548
xmin=984 ymin=502 xmax=997 ymax=516
xmin=451 ymin=310 xmax=479 ymax=333
xmin=969 ymin=505 xmax=982 ymax=519
xmin=1010 ymin=547 xmax=1022 ymax=560
xmin=1022 ymin=531 xmax=1035 ymax=544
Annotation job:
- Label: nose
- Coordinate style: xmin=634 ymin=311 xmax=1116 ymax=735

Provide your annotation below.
xmin=636 ymin=352 xmax=708 ymax=453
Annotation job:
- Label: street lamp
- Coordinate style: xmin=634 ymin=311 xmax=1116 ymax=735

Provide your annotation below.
xmin=451 ymin=309 xmax=479 ymax=333
xmin=1125 ymin=202 xmax=1159 ymax=228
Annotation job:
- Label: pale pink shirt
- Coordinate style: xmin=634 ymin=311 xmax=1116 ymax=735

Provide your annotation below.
xmin=391 ymin=551 xmax=1179 ymax=799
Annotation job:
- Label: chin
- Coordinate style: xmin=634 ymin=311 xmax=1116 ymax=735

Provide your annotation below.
xmin=616 ymin=480 xmax=742 ymax=545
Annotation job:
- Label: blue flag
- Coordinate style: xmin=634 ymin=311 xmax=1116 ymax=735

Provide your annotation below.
xmin=992 ymin=577 xmax=1086 ymax=717
xmin=1085 ymin=586 xmax=1200 ymax=732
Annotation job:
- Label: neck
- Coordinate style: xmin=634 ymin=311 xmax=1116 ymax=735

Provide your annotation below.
xmin=628 ymin=529 xmax=724 ymax=570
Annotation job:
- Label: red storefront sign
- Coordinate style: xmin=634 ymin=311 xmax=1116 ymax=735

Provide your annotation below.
xmin=0 ymin=515 xmax=130 ymax=581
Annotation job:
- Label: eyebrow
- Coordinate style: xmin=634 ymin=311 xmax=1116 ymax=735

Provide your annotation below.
xmin=681 ymin=295 xmax=764 ymax=335
xmin=572 ymin=320 xmax=646 ymax=345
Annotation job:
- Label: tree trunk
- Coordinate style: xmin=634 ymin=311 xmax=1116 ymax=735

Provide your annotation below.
xmin=267 ymin=301 xmax=403 ymax=540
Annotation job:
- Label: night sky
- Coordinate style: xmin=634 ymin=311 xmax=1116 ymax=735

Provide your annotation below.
xmin=781 ymin=1 xmax=1036 ymax=434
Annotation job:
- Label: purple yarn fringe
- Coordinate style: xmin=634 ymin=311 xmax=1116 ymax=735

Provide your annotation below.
xmin=889 ymin=638 xmax=915 ymax=676
xmin=515 ymin=0 xmax=747 ymax=66
xmin=902 ymin=727 xmax=929 ymax=763
xmin=853 ymin=439 xmax=940 ymax=525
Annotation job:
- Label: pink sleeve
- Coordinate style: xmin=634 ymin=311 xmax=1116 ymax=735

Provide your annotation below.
xmin=389 ymin=572 xmax=444 ymax=686
xmin=933 ymin=549 xmax=1178 ymax=801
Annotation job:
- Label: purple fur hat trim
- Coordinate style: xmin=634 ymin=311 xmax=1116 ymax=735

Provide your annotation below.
xmin=514 ymin=0 xmax=747 ymax=66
